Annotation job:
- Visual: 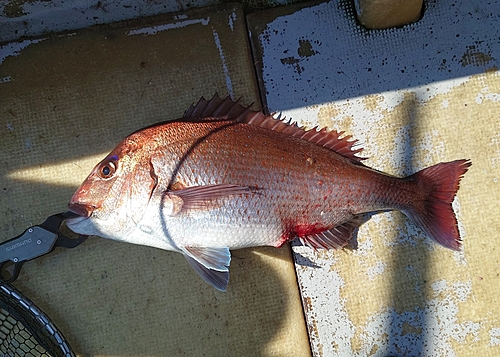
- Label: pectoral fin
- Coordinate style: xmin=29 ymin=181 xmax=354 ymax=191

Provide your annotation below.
xmin=167 ymin=184 xmax=251 ymax=214
xmin=182 ymin=246 xmax=231 ymax=291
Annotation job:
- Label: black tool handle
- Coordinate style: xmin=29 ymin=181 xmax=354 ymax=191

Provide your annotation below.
xmin=0 ymin=227 xmax=58 ymax=284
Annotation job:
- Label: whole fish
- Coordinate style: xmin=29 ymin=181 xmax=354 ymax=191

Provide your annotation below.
xmin=66 ymin=95 xmax=471 ymax=291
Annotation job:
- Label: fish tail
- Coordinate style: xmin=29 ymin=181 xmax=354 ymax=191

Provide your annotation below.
xmin=404 ymin=159 xmax=471 ymax=250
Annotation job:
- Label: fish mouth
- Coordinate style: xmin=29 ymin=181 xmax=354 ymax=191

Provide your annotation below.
xmin=67 ymin=202 xmax=94 ymax=218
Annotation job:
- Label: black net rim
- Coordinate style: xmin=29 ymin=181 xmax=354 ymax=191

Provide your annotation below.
xmin=0 ymin=283 xmax=75 ymax=357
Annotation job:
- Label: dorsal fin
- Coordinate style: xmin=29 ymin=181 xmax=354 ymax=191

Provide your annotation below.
xmin=184 ymin=94 xmax=365 ymax=162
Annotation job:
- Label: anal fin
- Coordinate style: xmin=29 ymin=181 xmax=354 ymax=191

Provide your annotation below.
xmin=299 ymin=215 xmax=364 ymax=250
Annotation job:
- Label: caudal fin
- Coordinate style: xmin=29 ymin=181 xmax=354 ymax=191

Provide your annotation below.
xmin=404 ymin=159 xmax=471 ymax=250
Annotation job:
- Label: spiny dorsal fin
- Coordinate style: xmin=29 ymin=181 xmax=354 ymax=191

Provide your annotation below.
xmin=184 ymin=94 xmax=248 ymax=118
xmin=184 ymin=94 xmax=365 ymax=162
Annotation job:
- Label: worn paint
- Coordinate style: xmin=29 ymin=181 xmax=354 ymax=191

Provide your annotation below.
xmin=287 ymin=73 xmax=500 ymax=356
xmin=0 ymin=0 xmax=215 ymax=42
xmin=319 ymin=72 xmax=497 ymax=356
xmin=228 ymin=11 xmax=237 ymax=31
xmin=0 ymin=0 xmax=310 ymax=43
xmin=213 ymin=30 xmax=234 ymax=97
xmin=126 ymin=17 xmax=210 ymax=35
xmin=0 ymin=38 xmax=45 ymax=65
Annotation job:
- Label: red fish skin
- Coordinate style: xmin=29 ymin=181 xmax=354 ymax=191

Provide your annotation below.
xmin=148 ymin=121 xmax=391 ymax=223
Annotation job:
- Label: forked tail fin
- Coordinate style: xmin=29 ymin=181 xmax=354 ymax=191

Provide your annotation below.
xmin=404 ymin=159 xmax=471 ymax=250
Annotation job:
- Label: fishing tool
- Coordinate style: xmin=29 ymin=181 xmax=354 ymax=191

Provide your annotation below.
xmin=0 ymin=212 xmax=88 ymax=284
xmin=0 ymin=212 xmax=88 ymax=355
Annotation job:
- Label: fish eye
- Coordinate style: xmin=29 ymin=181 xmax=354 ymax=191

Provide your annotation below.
xmin=99 ymin=159 xmax=117 ymax=179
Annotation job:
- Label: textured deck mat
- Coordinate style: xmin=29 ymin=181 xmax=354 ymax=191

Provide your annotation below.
xmin=248 ymin=0 xmax=500 ymax=355
xmin=0 ymin=4 xmax=311 ymax=356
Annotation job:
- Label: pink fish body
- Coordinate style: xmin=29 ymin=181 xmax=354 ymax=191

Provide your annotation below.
xmin=67 ymin=95 xmax=471 ymax=291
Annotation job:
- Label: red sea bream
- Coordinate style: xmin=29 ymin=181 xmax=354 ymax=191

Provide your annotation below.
xmin=66 ymin=95 xmax=471 ymax=291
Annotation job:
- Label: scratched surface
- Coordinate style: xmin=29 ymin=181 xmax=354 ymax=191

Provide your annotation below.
xmin=0 ymin=4 xmax=311 ymax=356
xmin=0 ymin=0 xmax=306 ymax=43
xmin=248 ymin=0 xmax=500 ymax=355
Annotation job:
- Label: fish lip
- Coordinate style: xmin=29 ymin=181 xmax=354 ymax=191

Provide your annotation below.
xmin=67 ymin=203 xmax=93 ymax=218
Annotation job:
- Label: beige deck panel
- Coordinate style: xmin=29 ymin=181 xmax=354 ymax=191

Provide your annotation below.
xmin=0 ymin=4 xmax=311 ymax=356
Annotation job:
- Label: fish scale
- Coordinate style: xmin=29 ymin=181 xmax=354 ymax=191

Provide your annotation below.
xmin=158 ymin=123 xmax=353 ymax=225
xmin=66 ymin=95 xmax=470 ymax=291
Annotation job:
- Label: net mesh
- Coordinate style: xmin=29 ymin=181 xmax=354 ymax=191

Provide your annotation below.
xmin=0 ymin=308 xmax=50 ymax=357
xmin=0 ymin=284 xmax=74 ymax=357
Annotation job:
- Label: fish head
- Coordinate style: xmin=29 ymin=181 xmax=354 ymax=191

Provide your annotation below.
xmin=66 ymin=137 xmax=158 ymax=240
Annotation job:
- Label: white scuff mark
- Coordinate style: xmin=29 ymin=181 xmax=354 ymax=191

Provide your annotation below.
xmin=316 ymin=93 xmax=407 ymax=161
xmin=228 ymin=11 xmax=236 ymax=31
xmin=212 ymin=30 xmax=233 ymax=98
xmin=174 ymin=14 xmax=188 ymax=20
xmin=453 ymin=249 xmax=468 ymax=266
xmin=414 ymin=78 xmax=470 ymax=102
xmin=126 ymin=17 xmax=210 ymax=35
xmin=354 ymin=224 xmax=375 ymax=256
xmin=489 ymin=126 xmax=500 ymax=169
xmin=366 ymin=260 xmax=386 ymax=280
xmin=1 ymin=0 xmax=215 ymax=43
xmin=355 ymin=280 xmax=480 ymax=356
xmin=475 ymin=92 xmax=500 ymax=104
xmin=357 ymin=212 xmax=416 ymax=253
xmin=1 ymin=76 xmax=12 ymax=83
xmin=489 ymin=327 xmax=500 ymax=346
xmin=371 ymin=211 xmax=425 ymax=249
xmin=449 ymin=281 xmax=472 ymax=302
xmin=279 ymin=105 xmax=321 ymax=129
xmin=475 ymin=82 xmax=500 ymax=104
xmin=6 ymin=123 xmax=14 ymax=131
xmin=430 ymin=279 xmax=448 ymax=295
xmin=0 ymin=38 xmax=46 ymax=65
xmin=294 ymin=247 xmax=356 ymax=355
xmin=296 ymin=248 xmax=482 ymax=356
xmin=441 ymin=99 xmax=449 ymax=108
